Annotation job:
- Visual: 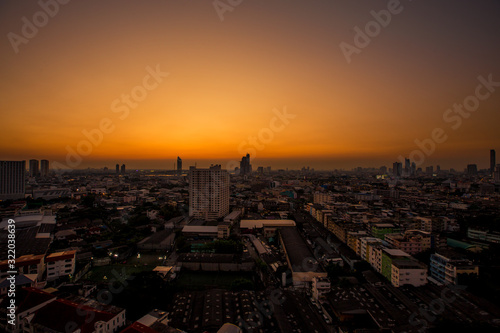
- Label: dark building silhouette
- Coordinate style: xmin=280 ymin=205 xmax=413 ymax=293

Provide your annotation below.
xmin=29 ymin=159 xmax=39 ymax=177
xmin=116 ymin=164 xmax=119 ymax=174
xmin=0 ymin=160 xmax=25 ymax=200
xmin=392 ymin=162 xmax=402 ymax=177
xmin=240 ymin=153 xmax=252 ymax=175
xmin=177 ymin=156 xmax=182 ymax=175
xmin=40 ymin=160 xmax=49 ymax=177
xmin=121 ymin=164 xmax=126 ymax=174
xmin=467 ymin=164 xmax=477 ymax=175
xmin=491 ymin=149 xmax=496 ymax=175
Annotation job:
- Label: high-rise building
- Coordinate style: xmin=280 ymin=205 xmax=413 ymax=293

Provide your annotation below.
xmin=40 ymin=160 xmax=49 ymax=177
xmin=29 ymin=159 xmax=39 ymax=177
xmin=426 ymin=166 xmax=434 ymax=175
xmin=121 ymin=164 xmax=126 ymax=174
xmin=0 ymin=160 xmax=26 ymax=200
xmin=177 ymin=156 xmax=182 ymax=176
xmin=189 ymin=165 xmax=230 ymax=220
xmin=392 ymin=162 xmax=402 ymax=177
xmin=239 ymin=153 xmax=252 ymax=176
xmin=491 ymin=150 xmax=496 ymax=175
xmin=404 ymin=158 xmax=410 ymax=176
xmin=467 ymin=164 xmax=477 ymax=175
xmin=116 ymin=164 xmax=119 ymax=174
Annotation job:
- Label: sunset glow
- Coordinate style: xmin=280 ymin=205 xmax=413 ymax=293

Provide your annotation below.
xmin=1 ymin=1 xmax=500 ymax=170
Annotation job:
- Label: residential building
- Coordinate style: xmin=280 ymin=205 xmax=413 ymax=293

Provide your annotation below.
xmin=0 ymin=254 xmax=45 ymax=281
xmin=29 ymin=159 xmax=39 ymax=177
xmin=391 ymin=259 xmax=427 ymax=287
xmin=467 ymin=228 xmax=500 ymax=244
xmin=384 ymin=230 xmax=433 ymax=255
xmin=0 ymin=160 xmax=25 ymax=200
xmin=189 ymin=165 xmax=230 ymax=220
xmin=45 ymin=250 xmax=76 ymax=280
xmin=40 ymin=159 xmax=49 ymax=177
xmin=371 ymin=223 xmax=399 ymax=240
xmin=430 ymin=252 xmax=479 ymax=285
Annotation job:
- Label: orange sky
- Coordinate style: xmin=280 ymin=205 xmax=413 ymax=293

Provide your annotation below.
xmin=1 ymin=1 xmax=500 ymax=170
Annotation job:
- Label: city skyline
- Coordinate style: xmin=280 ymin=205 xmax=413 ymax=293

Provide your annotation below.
xmin=1 ymin=1 xmax=500 ymax=170
xmin=2 ymin=151 xmax=498 ymax=172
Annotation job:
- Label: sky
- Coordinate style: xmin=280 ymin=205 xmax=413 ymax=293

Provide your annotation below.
xmin=1 ymin=0 xmax=500 ymax=171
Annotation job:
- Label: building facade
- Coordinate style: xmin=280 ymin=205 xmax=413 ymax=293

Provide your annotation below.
xmin=189 ymin=165 xmax=230 ymax=220
xmin=0 ymin=160 xmax=26 ymax=200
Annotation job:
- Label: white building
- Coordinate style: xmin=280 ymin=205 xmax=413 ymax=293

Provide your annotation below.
xmin=359 ymin=237 xmax=383 ymax=261
xmin=391 ymin=259 xmax=427 ymax=287
xmin=46 ymin=250 xmax=76 ymax=280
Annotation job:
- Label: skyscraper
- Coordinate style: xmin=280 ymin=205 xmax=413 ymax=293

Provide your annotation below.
xmin=491 ymin=150 xmax=496 ymax=175
xmin=121 ymin=164 xmax=126 ymax=174
xmin=0 ymin=160 xmax=26 ymax=200
xmin=239 ymin=153 xmax=252 ymax=176
xmin=29 ymin=159 xmax=39 ymax=177
xmin=189 ymin=165 xmax=230 ymax=220
xmin=404 ymin=158 xmax=410 ymax=176
xmin=392 ymin=162 xmax=402 ymax=177
xmin=177 ymin=156 xmax=182 ymax=176
xmin=40 ymin=160 xmax=49 ymax=177
xmin=116 ymin=164 xmax=120 ymax=174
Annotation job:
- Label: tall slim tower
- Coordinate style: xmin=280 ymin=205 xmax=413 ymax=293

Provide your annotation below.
xmin=29 ymin=159 xmax=39 ymax=177
xmin=392 ymin=162 xmax=402 ymax=177
xmin=121 ymin=164 xmax=126 ymax=174
xmin=116 ymin=164 xmax=119 ymax=174
xmin=189 ymin=165 xmax=230 ymax=220
xmin=404 ymin=158 xmax=410 ymax=176
xmin=40 ymin=160 xmax=49 ymax=177
xmin=0 ymin=161 xmax=26 ymax=200
xmin=491 ymin=150 xmax=496 ymax=176
xmin=177 ymin=157 xmax=182 ymax=176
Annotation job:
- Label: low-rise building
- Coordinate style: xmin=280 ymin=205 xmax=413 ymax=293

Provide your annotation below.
xmin=391 ymin=259 xmax=427 ymax=287
xmin=429 ymin=252 xmax=479 ymax=285
xmin=0 ymin=254 xmax=45 ymax=281
xmin=384 ymin=230 xmax=433 ymax=255
xmin=311 ymin=276 xmax=331 ymax=300
xmin=45 ymin=250 xmax=76 ymax=280
xmin=467 ymin=228 xmax=500 ymax=244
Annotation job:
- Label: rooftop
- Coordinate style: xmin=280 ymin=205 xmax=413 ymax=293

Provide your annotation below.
xmin=279 ymin=227 xmax=322 ymax=273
